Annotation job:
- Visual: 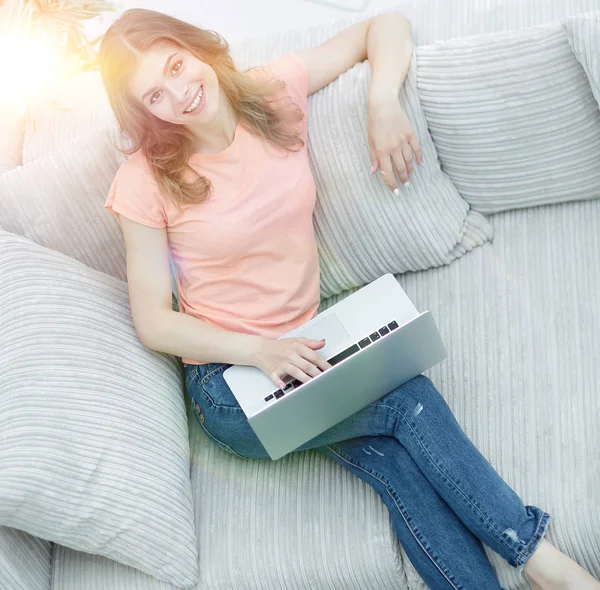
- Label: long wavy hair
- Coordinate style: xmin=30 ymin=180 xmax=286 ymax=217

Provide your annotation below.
xmin=99 ymin=9 xmax=304 ymax=206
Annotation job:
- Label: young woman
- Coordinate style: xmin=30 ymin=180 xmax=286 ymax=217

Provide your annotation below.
xmin=99 ymin=9 xmax=599 ymax=590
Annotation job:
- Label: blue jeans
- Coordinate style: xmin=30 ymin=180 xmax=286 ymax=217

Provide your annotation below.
xmin=183 ymin=362 xmax=550 ymax=590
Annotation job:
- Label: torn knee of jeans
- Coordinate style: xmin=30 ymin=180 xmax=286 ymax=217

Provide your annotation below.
xmin=368 ymin=445 xmax=384 ymax=456
xmin=504 ymin=528 xmax=526 ymax=544
xmin=361 ymin=445 xmax=385 ymax=457
xmin=413 ymin=402 xmax=423 ymax=417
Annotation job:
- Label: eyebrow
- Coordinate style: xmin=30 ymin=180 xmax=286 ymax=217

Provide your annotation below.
xmin=140 ymin=52 xmax=178 ymax=103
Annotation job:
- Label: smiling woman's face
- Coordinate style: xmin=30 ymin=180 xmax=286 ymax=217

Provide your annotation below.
xmin=128 ymin=42 xmax=220 ymax=126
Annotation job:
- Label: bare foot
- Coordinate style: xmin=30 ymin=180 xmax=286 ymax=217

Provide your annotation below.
xmin=524 ymin=539 xmax=600 ymax=590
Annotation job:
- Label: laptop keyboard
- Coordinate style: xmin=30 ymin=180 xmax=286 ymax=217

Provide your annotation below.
xmin=264 ymin=320 xmax=400 ymax=403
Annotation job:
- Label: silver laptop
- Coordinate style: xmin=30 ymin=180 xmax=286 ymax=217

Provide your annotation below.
xmin=223 ymin=273 xmax=447 ymax=460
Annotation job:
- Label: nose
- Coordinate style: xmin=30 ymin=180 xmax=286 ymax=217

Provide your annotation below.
xmin=164 ymin=78 xmax=190 ymax=109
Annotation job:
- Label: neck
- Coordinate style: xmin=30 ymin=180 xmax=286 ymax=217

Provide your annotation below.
xmin=187 ymin=92 xmax=238 ymax=155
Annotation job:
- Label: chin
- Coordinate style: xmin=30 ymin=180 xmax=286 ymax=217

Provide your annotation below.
xmin=164 ymin=117 xmax=186 ymax=126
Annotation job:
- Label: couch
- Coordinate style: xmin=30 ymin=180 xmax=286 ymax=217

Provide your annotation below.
xmin=1 ymin=0 xmax=599 ymax=589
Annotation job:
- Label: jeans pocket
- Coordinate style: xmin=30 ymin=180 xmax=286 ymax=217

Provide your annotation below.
xmin=199 ymin=364 xmax=240 ymax=410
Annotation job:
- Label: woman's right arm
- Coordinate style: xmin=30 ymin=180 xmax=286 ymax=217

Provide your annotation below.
xmin=119 ymin=216 xmax=331 ymax=388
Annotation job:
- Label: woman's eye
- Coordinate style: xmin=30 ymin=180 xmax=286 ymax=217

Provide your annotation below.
xmin=172 ymin=60 xmax=182 ymax=75
xmin=150 ymin=90 xmax=162 ymax=104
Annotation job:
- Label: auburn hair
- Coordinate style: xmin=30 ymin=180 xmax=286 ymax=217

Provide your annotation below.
xmin=99 ymin=8 xmax=304 ymax=206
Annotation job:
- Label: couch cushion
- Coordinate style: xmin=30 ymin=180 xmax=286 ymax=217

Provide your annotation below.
xmin=51 ymin=405 xmax=405 ymax=590
xmin=320 ymin=198 xmax=600 ymax=589
xmin=390 ymin=201 xmax=600 ymax=587
xmin=50 ymin=198 xmax=600 ymax=590
xmin=0 ymin=231 xmax=198 ymax=587
xmin=415 ymin=21 xmax=600 ymax=214
xmin=0 ymin=527 xmax=51 ymax=590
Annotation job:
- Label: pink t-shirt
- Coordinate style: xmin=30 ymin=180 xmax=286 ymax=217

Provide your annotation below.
xmin=105 ymin=54 xmax=320 ymax=365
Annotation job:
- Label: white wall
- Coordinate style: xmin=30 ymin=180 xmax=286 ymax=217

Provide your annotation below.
xmin=88 ymin=0 xmax=402 ymax=44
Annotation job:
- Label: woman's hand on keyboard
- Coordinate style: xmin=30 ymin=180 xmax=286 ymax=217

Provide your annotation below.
xmin=250 ymin=337 xmax=333 ymax=390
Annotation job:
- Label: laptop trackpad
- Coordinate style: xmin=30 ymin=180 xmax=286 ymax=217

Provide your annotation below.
xmin=295 ymin=313 xmax=349 ymax=360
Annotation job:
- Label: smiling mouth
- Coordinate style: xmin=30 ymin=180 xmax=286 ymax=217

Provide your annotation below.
xmin=184 ymin=86 xmax=204 ymax=114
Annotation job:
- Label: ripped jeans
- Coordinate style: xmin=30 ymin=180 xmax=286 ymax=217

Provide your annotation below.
xmin=183 ymin=362 xmax=551 ymax=590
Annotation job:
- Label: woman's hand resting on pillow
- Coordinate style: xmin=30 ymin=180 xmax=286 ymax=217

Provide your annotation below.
xmin=367 ymin=93 xmax=424 ymax=195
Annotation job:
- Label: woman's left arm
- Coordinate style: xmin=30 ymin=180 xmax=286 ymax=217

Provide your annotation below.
xmin=296 ymin=12 xmax=423 ymax=196
xmin=366 ymin=13 xmax=423 ymax=192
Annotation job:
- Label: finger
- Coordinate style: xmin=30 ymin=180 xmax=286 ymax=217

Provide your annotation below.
xmin=315 ymin=354 xmax=332 ymax=372
xmin=283 ymin=363 xmax=313 ymax=384
xmin=294 ymin=356 xmax=322 ymax=379
xmin=379 ymin=159 xmax=399 ymax=194
xmin=300 ymin=338 xmax=326 ymax=350
xmin=391 ymin=149 xmax=409 ymax=186
xmin=270 ymin=371 xmax=287 ymax=390
xmin=300 ymin=347 xmax=332 ymax=372
xmin=369 ymin=145 xmax=379 ymax=175
xmin=401 ymin=142 xmax=414 ymax=177
xmin=410 ymin=135 xmax=424 ymax=167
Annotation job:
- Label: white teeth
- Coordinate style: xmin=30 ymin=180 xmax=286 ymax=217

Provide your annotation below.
xmin=184 ymin=87 xmax=203 ymax=113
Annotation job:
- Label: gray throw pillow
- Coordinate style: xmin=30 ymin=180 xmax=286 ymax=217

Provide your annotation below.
xmin=308 ymin=55 xmax=494 ymax=298
xmin=0 ymin=231 xmax=198 ymax=587
xmin=0 ymin=127 xmax=127 ymax=282
xmin=416 ymin=21 xmax=600 ymax=214
xmin=0 ymin=128 xmax=180 ymax=310
xmin=21 ymin=70 xmax=117 ymax=164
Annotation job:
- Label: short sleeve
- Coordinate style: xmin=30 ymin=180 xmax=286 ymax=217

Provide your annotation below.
xmin=260 ymin=53 xmax=309 ymax=114
xmin=104 ymin=153 xmax=167 ymax=229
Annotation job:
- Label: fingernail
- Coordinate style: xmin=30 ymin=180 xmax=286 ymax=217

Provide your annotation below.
xmin=403 ymin=181 xmax=411 ymax=187
xmin=419 ymin=161 xmax=424 ymax=167
xmin=370 ymin=165 xmax=375 ymax=175
xmin=408 ymin=173 xmax=412 ymax=179
xmin=393 ymin=188 xmax=400 ymax=196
